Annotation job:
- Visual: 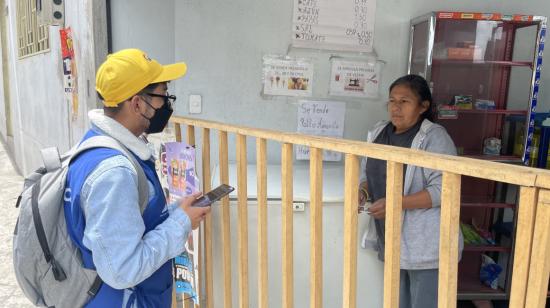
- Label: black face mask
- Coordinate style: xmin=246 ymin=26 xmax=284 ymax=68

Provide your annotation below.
xmin=140 ymin=97 xmax=174 ymax=134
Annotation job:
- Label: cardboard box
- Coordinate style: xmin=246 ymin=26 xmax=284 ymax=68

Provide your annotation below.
xmin=447 ymin=47 xmax=483 ymax=60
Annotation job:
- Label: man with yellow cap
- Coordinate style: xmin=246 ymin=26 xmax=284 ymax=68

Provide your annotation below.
xmin=63 ymin=49 xmax=209 ymax=307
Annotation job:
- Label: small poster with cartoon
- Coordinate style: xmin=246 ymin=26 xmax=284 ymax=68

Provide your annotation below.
xmin=165 ymin=142 xmax=199 ymax=198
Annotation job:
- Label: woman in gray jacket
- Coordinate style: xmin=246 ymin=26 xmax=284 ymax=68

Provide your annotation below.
xmin=359 ymin=74 xmax=463 ymax=308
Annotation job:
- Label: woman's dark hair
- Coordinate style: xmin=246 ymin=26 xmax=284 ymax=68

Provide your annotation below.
xmin=389 ymin=74 xmax=434 ymax=122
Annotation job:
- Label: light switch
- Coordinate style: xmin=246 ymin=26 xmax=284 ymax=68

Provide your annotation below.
xmin=189 ymin=94 xmax=202 ymax=114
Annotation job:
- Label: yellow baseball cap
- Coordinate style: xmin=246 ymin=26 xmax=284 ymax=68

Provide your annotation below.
xmin=96 ymin=48 xmax=187 ymax=107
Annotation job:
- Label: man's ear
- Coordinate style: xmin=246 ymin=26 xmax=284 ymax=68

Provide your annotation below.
xmin=129 ymin=95 xmax=142 ymax=113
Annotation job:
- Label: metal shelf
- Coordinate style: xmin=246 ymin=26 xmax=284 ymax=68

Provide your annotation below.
xmin=432 ymin=59 xmax=532 ymax=67
xmin=463 ymin=245 xmax=512 ymax=252
xmin=461 ymin=202 xmax=515 ymax=209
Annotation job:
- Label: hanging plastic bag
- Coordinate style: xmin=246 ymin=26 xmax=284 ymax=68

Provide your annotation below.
xmin=361 ymin=207 xmax=378 ymax=251
xmin=480 ymin=254 xmax=502 ymax=289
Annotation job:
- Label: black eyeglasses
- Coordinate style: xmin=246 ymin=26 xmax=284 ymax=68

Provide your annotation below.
xmin=146 ymin=92 xmax=177 ymax=108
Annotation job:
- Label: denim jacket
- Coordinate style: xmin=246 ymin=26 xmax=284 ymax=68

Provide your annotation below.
xmin=78 ymin=110 xmax=191 ymax=306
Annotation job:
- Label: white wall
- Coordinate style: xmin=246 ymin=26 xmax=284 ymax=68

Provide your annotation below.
xmin=170 ymin=0 xmax=550 ymax=164
xmin=110 ymin=0 xmax=175 ymax=65
xmin=4 ymin=0 xmax=100 ymax=174
xmin=0 ymin=21 xmax=6 ymax=140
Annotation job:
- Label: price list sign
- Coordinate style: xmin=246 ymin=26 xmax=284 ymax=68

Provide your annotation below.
xmin=292 ymin=0 xmax=376 ymax=52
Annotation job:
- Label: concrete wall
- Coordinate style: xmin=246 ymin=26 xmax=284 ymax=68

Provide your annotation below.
xmin=3 ymin=0 xmax=104 ymax=174
xmin=111 ymin=0 xmax=550 ymax=164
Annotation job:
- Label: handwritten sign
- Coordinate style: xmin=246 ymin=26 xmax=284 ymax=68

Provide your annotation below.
xmin=292 ymin=0 xmax=376 ymax=52
xmin=296 ymin=100 xmax=346 ymax=161
xmin=329 ymin=59 xmax=381 ymax=98
xmin=263 ymin=55 xmax=314 ymax=97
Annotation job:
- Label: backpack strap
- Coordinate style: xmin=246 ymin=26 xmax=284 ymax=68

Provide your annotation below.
xmin=71 ymin=135 xmax=150 ymax=214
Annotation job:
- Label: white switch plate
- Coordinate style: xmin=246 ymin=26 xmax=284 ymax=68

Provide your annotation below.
xmin=189 ymin=94 xmax=202 ymax=114
xmin=293 ymin=202 xmax=305 ymax=212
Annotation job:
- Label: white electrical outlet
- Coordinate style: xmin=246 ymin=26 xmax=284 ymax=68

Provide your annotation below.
xmin=189 ymin=94 xmax=202 ymax=114
xmin=293 ymin=202 xmax=305 ymax=212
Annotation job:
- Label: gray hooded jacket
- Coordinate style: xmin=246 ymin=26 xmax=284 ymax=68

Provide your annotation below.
xmin=360 ymin=119 xmax=463 ymax=269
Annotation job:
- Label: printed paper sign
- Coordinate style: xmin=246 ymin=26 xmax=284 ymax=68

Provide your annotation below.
xmin=329 ymin=59 xmax=381 ymax=98
xmin=292 ymin=0 xmax=377 ymax=52
xmin=60 ymin=28 xmax=78 ymax=121
xmin=160 ymin=142 xmax=201 ymax=303
xmin=263 ymin=55 xmax=314 ymax=97
xmin=296 ymin=100 xmax=346 ymax=161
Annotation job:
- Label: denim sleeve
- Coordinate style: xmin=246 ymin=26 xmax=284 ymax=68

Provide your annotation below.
xmin=80 ymin=155 xmax=191 ymax=290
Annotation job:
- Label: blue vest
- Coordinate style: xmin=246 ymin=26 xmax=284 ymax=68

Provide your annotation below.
xmin=64 ymin=129 xmax=173 ymax=308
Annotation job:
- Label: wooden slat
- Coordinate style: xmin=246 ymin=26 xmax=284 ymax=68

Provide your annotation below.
xmin=170 ymin=116 xmax=550 ymax=189
xmin=172 ymin=287 xmax=178 ymax=308
xmin=509 ymin=187 xmax=538 ymax=308
xmin=175 ymin=123 xmax=182 ymax=142
xmin=342 ymin=154 xmax=359 ymax=308
xmin=187 ymin=125 xmax=196 ymax=145
xmin=525 ymin=189 xmax=550 ymax=308
xmin=438 ymin=172 xmax=462 ymax=308
xmin=186 ymin=125 xmax=199 ymax=308
xmin=281 ymin=143 xmax=294 ymax=308
xmin=309 ymin=147 xmax=323 ymax=308
xmin=219 ymin=131 xmax=232 ymax=308
xmin=257 ymin=138 xmax=268 ymax=308
xmin=236 ymin=134 xmax=249 ymax=308
xmin=383 ymin=161 xmax=403 ymax=308
xmin=202 ymin=128 xmax=214 ymax=308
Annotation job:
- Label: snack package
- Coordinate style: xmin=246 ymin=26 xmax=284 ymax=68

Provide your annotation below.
xmin=480 ymin=254 xmax=502 ymax=289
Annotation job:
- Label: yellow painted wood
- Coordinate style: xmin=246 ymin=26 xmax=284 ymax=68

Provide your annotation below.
xmin=202 ymin=128 xmax=214 ymax=308
xmin=525 ymin=189 xmax=550 ymax=308
xmin=309 ymin=147 xmax=323 ymax=308
xmin=342 ymin=154 xmax=359 ymax=308
xmin=383 ymin=161 xmax=403 ymax=308
xmin=509 ymin=187 xmax=538 ymax=308
xmin=281 ymin=143 xmax=294 ymax=308
xmin=257 ymin=138 xmax=268 ymax=308
xmin=236 ymin=134 xmax=249 ymax=308
xmin=170 ymin=116 xmax=550 ymax=188
xmin=187 ymin=125 xmax=195 ymax=145
xmin=175 ymin=123 xmax=182 ymax=142
xmin=438 ymin=172 xmax=461 ymax=308
xmin=219 ymin=131 xmax=232 ymax=308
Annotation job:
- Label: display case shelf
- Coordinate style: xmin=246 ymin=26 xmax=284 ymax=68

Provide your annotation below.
xmin=460 ymin=155 xmax=524 ymax=164
xmin=458 ymin=271 xmax=507 ymax=300
xmin=432 ymin=59 xmax=533 ymax=67
xmin=463 ymin=245 xmax=512 ymax=253
xmin=461 ymin=202 xmax=516 ymax=209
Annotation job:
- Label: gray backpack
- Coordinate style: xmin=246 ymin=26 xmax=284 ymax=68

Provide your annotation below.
xmin=13 ymin=135 xmax=149 ymax=308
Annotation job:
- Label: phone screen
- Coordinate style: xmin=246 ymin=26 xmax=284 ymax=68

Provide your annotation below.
xmin=192 ymin=184 xmax=235 ymax=207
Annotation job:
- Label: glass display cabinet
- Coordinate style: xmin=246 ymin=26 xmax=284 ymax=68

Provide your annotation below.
xmin=408 ymin=12 xmax=547 ymax=301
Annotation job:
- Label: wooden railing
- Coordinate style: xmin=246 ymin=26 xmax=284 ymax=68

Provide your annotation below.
xmin=169 ymin=115 xmax=550 ymax=308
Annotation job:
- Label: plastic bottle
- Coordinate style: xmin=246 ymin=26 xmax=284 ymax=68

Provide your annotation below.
xmin=529 ymin=127 xmax=541 ymax=167
xmin=537 ymin=117 xmax=550 ymax=168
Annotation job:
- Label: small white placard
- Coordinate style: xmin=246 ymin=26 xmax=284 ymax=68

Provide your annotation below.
xmin=263 ymin=55 xmax=314 ymax=97
xmin=329 ymin=59 xmax=381 ymax=98
xmin=296 ymin=100 xmax=346 ymax=161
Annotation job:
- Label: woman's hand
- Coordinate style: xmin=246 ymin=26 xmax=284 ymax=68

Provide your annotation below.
xmin=368 ymin=198 xmax=386 ymax=219
xmin=358 ymin=181 xmax=368 ymax=213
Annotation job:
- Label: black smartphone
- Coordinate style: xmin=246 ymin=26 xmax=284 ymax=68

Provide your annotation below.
xmin=192 ymin=184 xmax=235 ymax=207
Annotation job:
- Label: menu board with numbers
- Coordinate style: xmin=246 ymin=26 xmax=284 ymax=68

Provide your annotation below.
xmin=292 ymin=0 xmax=376 ymax=52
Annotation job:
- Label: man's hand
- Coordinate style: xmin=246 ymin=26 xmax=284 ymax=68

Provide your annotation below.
xmin=179 ymin=192 xmax=211 ymax=229
xmin=368 ymin=198 xmax=386 ymax=219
